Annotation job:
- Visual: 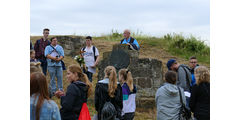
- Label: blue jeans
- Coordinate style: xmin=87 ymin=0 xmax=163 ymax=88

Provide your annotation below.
xmin=48 ymin=66 xmax=63 ymax=94
xmin=39 ymin=59 xmax=48 ymax=75
xmin=85 ymin=71 xmax=93 ymax=82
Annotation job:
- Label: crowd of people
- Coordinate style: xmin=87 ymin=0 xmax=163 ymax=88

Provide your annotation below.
xmin=30 ymin=28 xmax=210 ymax=120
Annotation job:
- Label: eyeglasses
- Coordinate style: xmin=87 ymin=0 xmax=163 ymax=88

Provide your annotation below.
xmin=44 ymin=32 xmax=49 ymax=34
xmin=190 ymin=62 xmax=197 ymax=64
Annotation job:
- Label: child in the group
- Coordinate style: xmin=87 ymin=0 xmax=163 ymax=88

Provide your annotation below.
xmin=30 ymin=72 xmax=61 ymax=120
xmin=30 ymin=50 xmax=38 ymax=62
xmin=118 ymin=69 xmax=137 ymax=120
xmin=95 ymin=66 xmax=123 ymax=120
xmin=55 ymin=64 xmax=92 ymax=120
xmin=30 ymin=62 xmax=42 ymax=74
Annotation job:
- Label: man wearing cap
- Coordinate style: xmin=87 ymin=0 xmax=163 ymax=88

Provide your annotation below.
xmin=167 ymin=59 xmax=192 ymax=107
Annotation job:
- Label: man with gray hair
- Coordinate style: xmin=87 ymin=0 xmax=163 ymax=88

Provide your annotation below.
xmin=120 ymin=29 xmax=140 ymax=50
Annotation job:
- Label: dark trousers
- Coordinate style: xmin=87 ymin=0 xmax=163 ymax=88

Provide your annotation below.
xmin=39 ymin=59 xmax=48 ymax=75
xmin=85 ymin=71 xmax=93 ymax=82
xmin=122 ymin=112 xmax=135 ymax=120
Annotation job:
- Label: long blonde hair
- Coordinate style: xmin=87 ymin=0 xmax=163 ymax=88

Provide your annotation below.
xmin=30 ymin=62 xmax=42 ymax=74
xmin=194 ymin=66 xmax=210 ymax=85
xmin=104 ymin=66 xmax=117 ymax=98
xmin=119 ymin=69 xmax=134 ymax=92
xmin=68 ymin=64 xmax=92 ymax=97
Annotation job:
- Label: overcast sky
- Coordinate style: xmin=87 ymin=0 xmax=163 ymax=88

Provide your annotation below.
xmin=31 ymin=0 xmax=209 ymax=43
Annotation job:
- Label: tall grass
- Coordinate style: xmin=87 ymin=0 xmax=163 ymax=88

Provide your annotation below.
xmin=164 ymin=33 xmax=210 ymax=64
xmin=98 ymin=31 xmax=210 ymax=64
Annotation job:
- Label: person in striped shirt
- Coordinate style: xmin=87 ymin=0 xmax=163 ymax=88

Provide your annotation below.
xmin=118 ymin=69 xmax=137 ymax=120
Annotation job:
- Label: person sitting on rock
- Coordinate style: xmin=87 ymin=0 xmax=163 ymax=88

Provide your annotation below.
xmin=120 ymin=29 xmax=140 ymax=51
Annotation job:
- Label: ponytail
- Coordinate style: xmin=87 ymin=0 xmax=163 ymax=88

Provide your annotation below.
xmin=104 ymin=66 xmax=117 ymax=98
xmin=126 ymin=71 xmax=134 ymax=92
xmin=119 ymin=69 xmax=134 ymax=92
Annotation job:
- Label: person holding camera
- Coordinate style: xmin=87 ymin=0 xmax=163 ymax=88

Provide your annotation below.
xmin=45 ymin=37 xmax=64 ymax=98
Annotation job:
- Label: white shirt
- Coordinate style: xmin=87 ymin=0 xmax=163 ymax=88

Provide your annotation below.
xmin=82 ymin=46 xmax=99 ymax=73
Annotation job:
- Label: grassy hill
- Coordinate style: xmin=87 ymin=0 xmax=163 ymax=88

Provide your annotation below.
xmin=30 ymin=33 xmax=209 ymax=120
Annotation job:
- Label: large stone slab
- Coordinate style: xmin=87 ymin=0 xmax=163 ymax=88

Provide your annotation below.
xmin=98 ymin=44 xmax=163 ymax=108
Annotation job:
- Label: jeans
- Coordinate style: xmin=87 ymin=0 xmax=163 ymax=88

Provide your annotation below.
xmin=39 ymin=59 xmax=48 ymax=75
xmin=85 ymin=71 xmax=93 ymax=82
xmin=48 ymin=66 xmax=63 ymax=94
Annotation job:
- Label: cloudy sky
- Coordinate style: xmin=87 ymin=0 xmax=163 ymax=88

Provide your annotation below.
xmin=31 ymin=0 xmax=209 ymax=43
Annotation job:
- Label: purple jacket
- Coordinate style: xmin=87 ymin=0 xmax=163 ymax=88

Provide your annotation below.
xmin=34 ymin=38 xmax=50 ymax=60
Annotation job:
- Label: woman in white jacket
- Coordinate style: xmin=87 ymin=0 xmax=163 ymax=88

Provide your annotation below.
xmin=155 ymin=71 xmax=186 ymax=120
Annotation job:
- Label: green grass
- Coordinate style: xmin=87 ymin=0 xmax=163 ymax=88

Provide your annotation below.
xmin=93 ymin=31 xmax=210 ymax=65
xmin=30 ymin=31 xmax=209 ymax=119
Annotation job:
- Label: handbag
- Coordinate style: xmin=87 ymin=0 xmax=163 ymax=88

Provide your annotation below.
xmin=177 ymin=87 xmax=192 ymax=120
xmin=78 ymin=103 xmax=91 ymax=120
xmin=60 ymin=60 xmax=66 ymax=70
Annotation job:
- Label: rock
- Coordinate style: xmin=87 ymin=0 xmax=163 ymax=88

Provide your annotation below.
xmin=98 ymin=44 xmax=163 ymax=108
xmin=56 ymin=36 xmax=85 ymax=56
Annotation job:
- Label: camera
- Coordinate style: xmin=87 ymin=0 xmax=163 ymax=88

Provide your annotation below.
xmin=51 ymin=55 xmax=60 ymax=62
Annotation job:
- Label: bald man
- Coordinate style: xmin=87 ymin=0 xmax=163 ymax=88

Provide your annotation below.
xmin=120 ymin=29 xmax=140 ymax=50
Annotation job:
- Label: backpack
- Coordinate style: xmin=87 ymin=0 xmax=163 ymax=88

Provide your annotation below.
xmin=82 ymin=46 xmax=97 ymax=61
xmin=180 ymin=65 xmax=192 ymax=92
xmin=101 ymin=102 xmax=117 ymax=120
xmin=78 ymin=103 xmax=91 ymax=120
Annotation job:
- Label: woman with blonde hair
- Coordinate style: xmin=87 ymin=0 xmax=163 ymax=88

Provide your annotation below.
xmin=30 ymin=72 xmax=61 ymax=120
xmin=55 ymin=64 xmax=92 ymax=120
xmin=95 ymin=66 xmax=123 ymax=120
xmin=118 ymin=69 xmax=137 ymax=120
xmin=190 ymin=66 xmax=210 ymax=120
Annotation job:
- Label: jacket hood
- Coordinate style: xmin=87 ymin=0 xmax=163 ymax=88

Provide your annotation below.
xmin=73 ymin=81 xmax=88 ymax=93
xmin=162 ymin=83 xmax=179 ymax=96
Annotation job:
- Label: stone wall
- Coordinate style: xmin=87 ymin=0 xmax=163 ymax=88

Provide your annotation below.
xmin=56 ymin=36 xmax=85 ymax=56
xmin=98 ymin=44 xmax=163 ymax=108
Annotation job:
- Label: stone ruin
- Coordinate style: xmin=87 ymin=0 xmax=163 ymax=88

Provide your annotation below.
xmin=54 ymin=36 xmax=164 ymax=108
xmin=98 ymin=44 xmax=163 ymax=108
xmin=56 ymin=36 xmax=85 ymax=56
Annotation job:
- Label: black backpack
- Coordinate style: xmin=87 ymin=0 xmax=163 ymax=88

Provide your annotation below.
xmin=180 ymin=65 xmax=192 ymax=92
xmin=82 ymin=46 xmax=97 ymax=61
xmin=101 ymin=102 xmax=117 ymax=120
